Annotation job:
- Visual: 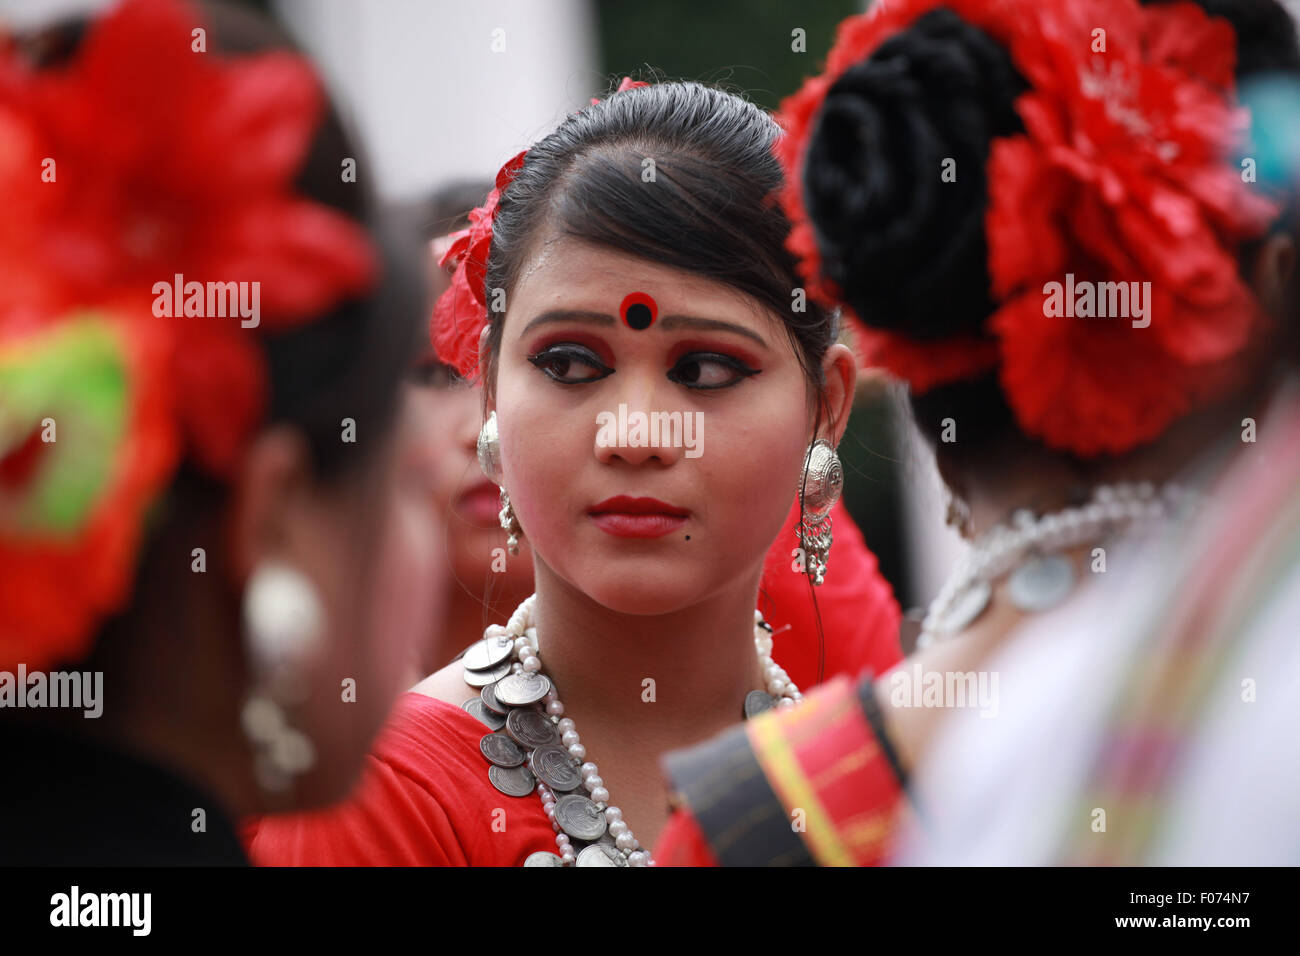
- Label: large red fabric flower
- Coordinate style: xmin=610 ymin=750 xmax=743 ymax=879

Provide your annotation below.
xmin=853 ymin=325 xmax=1000 ymax=396
xmin=3 ymin=0 xmax=376 ymax=475
xmin=0 ymin=0 xmax=377 ymax=668
xmin=775 ymin=0 xmax=1278 ymax=457
xmin=0 ymin=314 xmax=175 ymax=671
xmin=429 ymin=150 xmax=527 ymax=379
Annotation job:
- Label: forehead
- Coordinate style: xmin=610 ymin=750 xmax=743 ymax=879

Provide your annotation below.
xmin=506 ymin=233 xmax=782 ymax=333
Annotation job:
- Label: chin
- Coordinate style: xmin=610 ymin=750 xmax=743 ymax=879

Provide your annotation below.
xmin=578 ymin=566 xmax=707 ymax=617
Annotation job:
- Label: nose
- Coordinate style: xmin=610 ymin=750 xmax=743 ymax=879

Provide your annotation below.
xmin=593 ymin=373 xmax=686 ymax=468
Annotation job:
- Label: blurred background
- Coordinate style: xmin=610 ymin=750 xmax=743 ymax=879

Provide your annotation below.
xmin=22 ymin=0 xmax=1293 ymax=611
xmin=0 ymin=0 xmax=1030 ymax=615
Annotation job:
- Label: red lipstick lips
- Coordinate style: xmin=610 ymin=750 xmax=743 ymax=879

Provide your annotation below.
xmin=456 ymin=480 xmax=501 ymax=526
xmin=588 ymin=495 xmax=689 ymax=538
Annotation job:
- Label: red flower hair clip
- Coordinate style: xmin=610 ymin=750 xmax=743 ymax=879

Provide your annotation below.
xmin=776 ymin=0 xmax=1278 ymax=457
xmin=429 ymin=150 xmax=528 ymax=379
xmin=430 ymin=77 xmax=649 ymax=379
xmin=0 ymin=0 xmax=376 ymax=669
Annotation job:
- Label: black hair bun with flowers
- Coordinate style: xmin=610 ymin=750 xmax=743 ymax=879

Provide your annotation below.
xmin=802 ymin=8 xmax=1026 ymax=341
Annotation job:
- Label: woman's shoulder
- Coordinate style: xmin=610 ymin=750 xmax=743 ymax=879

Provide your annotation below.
xmin=388 ymin=661 xmax=489 ymax=749
xmin=409 ymin=656 xmax=479 ymax=709
xmin=370 ymin=686 xmax=492 ymax=777
xmin=372 ymin=666 xmax=515 ymax=785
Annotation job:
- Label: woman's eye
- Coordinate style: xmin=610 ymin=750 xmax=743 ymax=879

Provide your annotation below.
xmin=668 ymin=352 xmax=760 ymax=390
xmin=527 ymin=345 xmax=613 ymax=384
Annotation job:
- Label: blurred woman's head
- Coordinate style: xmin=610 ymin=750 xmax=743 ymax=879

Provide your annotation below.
xmin=407 ymin=356 xmax=534 ymax=658
xmin=450 ymin=81 xmax=857 ymax=615
xmin=0 ymin=0 xmax=442 ymax=811
xmin=397 ymin=182 xmax=535 ymax=677
xmin=786 ymin=0 xmax=1300 ymax=513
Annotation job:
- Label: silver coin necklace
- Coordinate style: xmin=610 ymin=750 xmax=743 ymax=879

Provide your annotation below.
xmin=460 ymin=593 xmax=802 ymax=867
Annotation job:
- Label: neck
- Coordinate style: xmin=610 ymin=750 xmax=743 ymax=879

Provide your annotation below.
xmin=432 ymin=576 xmax=528 ymax=674
xmin=960 ymin=394 xmax=1257 ymax=540
xmin=526 ymin=561 xmax=769 ymax=743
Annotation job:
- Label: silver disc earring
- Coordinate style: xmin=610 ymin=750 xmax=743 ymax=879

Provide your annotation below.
xmin=241 ymin=560 xmax=322 ymax=797
xmin=477 ymin=410 xmax=503 ymax=483
xmin=797 ymin=439 xmax=843 ymax=586
xmin=479 ymin=411 xmax=522 ymax=554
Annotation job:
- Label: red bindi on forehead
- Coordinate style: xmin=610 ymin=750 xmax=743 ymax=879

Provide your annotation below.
xmin=620 ymin=292 xmax=657 ymax=330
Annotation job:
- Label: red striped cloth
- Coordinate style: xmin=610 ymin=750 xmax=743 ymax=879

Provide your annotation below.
xmin=656 ymin=674 xmax=907 ymax=866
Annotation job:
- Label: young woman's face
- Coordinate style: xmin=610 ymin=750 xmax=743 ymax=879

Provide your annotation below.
xmin=490 ymin=235 xmax=815 ymax=614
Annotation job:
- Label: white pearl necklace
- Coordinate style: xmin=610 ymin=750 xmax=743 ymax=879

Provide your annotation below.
xmin=492 ymin=595 xmax=802 ymax=867
xmin=918 ymin=481 xmax=1198 ymax=649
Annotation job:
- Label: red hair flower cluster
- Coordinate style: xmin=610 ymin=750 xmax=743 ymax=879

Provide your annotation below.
xmin=775 ymin=0 xmax=1277 ymax=457
xmin=430 ymin=77 xmax=649 ymax=379
xmin=0 ymin=0 xmax=376 ymax=669
xmin=429 ymin=150 xmax=528 ymax=379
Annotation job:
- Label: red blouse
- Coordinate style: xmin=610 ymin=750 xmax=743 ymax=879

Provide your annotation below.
xmin=247 ymin=498 xmax=901 ymax=866
xmin=250 ymin=691 xmax=556 ymax=865
xmin=758 ymin=498 xmax=902 ymax=686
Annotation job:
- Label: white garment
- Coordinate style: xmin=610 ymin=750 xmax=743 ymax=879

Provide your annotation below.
xmin=897 ymin=423 xmax=1300 ymax=865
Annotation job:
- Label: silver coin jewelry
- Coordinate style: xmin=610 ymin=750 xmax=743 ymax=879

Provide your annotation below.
xmin=917 ymin=481 xmax=1200 ymax=649
xmin=460 ymin=593 xmax=802 ymax=867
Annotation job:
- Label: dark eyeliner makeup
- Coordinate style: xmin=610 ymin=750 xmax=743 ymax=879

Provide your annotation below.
xmin=667 ymin=351 xmax=761 ymax=390
xmin=527 ymin=343 xmax=614 ymax=385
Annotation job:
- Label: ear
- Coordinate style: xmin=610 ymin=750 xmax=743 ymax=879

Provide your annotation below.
xmin=227 ymin=426 xmax=314 ymax=582
xmin=1251 ymin=232 xmax=1296 ymax=316
xmin=477 ymin=325 xmax=496 ymax=415
xmin=817 ymin=342 xmax=858 ymax=446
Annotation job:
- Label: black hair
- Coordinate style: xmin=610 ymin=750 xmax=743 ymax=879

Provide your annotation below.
xmin=481 ymin=80 xmax=837 ymax=404
xmin=802 ymin=0 xmax=1300 ymax=463
xmin=806 ymin=8 xmax=1027 ymax=342
xmin=207 ymin=2 xmax=425 ymax=479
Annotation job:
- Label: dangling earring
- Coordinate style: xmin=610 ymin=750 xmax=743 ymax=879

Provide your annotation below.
xmin=798 ymin=438 xmax=843 ymax=586
xmin=945 ymin=488 xmax=973 ymax=539
xmin=499 ymin=489 xmax=522 ymax=556
xmin=478 ymin=411 xmax=522 ymax=555
xmin=241 ymin=560 xmax=322 ymax=799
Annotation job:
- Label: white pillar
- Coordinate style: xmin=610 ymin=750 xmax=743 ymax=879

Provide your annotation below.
xmin=274 ymin=0 xmax=597 ymax=201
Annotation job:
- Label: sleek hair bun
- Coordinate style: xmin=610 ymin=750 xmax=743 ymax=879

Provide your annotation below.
xmin=803 ymin=8 xmax=1026 ymax=341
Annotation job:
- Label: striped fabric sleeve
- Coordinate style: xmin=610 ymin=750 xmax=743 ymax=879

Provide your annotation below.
xmin=660 ymin=674 xmax=906 ymax=866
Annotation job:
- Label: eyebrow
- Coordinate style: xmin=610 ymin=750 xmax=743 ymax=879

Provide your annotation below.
xmin=521 ymin=309 xmax=769 ymax=348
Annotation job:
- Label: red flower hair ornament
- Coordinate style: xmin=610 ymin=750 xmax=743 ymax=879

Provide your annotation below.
xmin=429 ymin=150 xmax=528 ymax=379
xmin=0 ymin=0 xmax=376 ymax=669
xmin=776 ymin=0 xmax=1279 ymax=457
xmin=431 ymin=77 xmax=649 ymax=379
